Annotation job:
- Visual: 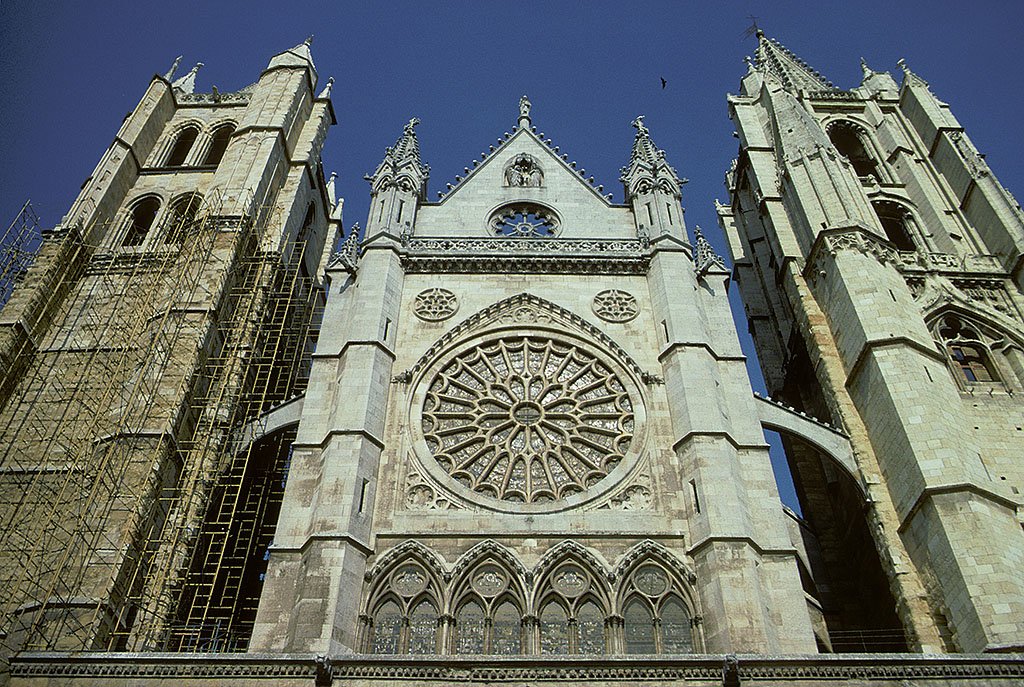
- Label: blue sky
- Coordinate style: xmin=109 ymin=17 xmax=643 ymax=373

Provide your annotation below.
xmin=2 ymin=1 xmax=1022 ymax=508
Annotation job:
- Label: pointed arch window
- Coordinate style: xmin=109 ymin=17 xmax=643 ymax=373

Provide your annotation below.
xmin=623 ymin=599 xmax=656 ymax=653
xmin=165 ymin=126 xmax=199 ymax=167
xmin=455 ymin=601 xmax=486 ymax=654
xmin=534 ymin=558 xmax=610 ymax=654
xmin=203 ymin=124 xmax=234 ymax=166
xmin=620 ymin=561 xmax=696 ymax=654
xmin=934 ymin=314 xmax=1000 ymax=385
xmin=122 ymin=197 xmax=161 ymax=247
xmin=826 ymin=121 xmax=880 ymax=179
xmin=449 ymin=557 xmax=525 ymax=655
xmin=539 ymin=602 xmax=570 ymax=654
xmin=364 ymin=558 xmax=442 ymax=654
xmin=407 ymin=601 xmax=439 ymax=654
xmin=372 ymin=601 xmax=403 ymax=654
xmin=872 ymin=201 xmax=917 ymax=251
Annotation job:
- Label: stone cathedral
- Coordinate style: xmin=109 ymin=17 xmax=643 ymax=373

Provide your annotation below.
xmin=0 ymin=32 xmax=1022 ymax=687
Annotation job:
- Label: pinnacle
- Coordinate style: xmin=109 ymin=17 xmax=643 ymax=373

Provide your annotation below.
xmin=754 ymin=32 xmax=835 ymax=92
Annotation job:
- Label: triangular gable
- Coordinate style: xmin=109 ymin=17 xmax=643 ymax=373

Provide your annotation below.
xmin=433 ymin=126 xmax=613 ymax=206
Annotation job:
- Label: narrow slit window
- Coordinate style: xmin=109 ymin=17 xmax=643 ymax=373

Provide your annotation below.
xmin=690 ymin=479 xmax=701 ymax=513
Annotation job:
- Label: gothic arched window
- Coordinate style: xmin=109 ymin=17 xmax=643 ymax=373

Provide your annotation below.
xmin=872 ymin=200 xmax=917 ymax=251
xmin=539 ymin=602 xmax=570 ymax=654
xmin=617 ymin=553 xmax=698 ymax=655
xmin=203 ymin=124 xmax=234 ymax=166
xmin=455 ymin=600 xmax=486 ymax=654
xmin=933 ymin=314 xmax=1000 ymax=385
xmin=164 ymin=193 xmax=203 ymax=244
xmin=407 ymin=601 xmax=439 ymax=654
xmin=122 ymin=196 xmax=161 ymax=247
xmin=827 ymin=121 xmax=879 ymax=179
xmin=623 ymin=599 xmax=656 ymax=653
xmin=450 ymin=555 xmax=526 ymax=655
xmin=165 ymin=125 xmax=199 ymax=167
xmin=372 ymin=600 xmax=403 ymax=654
xmin=533 ymin=552 xmax=611 ymax=655
xmin=364 ymin=555 xmax=443 ymax=654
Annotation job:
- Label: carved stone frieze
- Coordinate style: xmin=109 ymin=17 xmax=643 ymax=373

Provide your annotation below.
xmin=401 ymin=237 xmax=650 ymax=274
xmin=11 ymin=653 xmax=1024 ymax=682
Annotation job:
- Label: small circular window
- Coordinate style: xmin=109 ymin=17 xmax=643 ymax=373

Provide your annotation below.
xmin=489 ymin=203 xmax=559 ymax=238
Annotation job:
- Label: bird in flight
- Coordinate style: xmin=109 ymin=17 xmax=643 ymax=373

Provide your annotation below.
xmin=661 ymin=77 xmax=667 ymax=89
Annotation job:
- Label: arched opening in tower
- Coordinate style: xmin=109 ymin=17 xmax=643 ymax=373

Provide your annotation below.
xmin=826 ymin=123 xmax=879 ymax=179
xmin=165 ymin=425 xmax=295 ymax=652
xmin=872 ymin=201 xmax=917 ymax=252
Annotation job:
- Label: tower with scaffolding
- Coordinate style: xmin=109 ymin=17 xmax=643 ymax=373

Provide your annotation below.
xmin=0 ymin=40 xmax=339 ymax=665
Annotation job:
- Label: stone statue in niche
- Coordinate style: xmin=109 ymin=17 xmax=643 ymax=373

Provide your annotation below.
xmin=504 ymin=153 xmax=544 ymax=188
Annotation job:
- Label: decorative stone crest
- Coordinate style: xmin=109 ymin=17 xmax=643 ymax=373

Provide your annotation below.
xmin=414 ymin=288 xmax=459 ymax=321
xmin=592 ymin=289 xmax=639 ymax=323
xmin=504 ymin=153 xmax=544 ymax=187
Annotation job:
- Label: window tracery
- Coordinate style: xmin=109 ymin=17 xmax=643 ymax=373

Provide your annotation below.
xmin=362 ymin=539 xmax=699 ymax=656
xmin=592 ymin=289 xmax=639 ymax=323
xmin=421 ymin=335 xmax=635 ymax=504
xmin=489 ymin=203 xmax=559 ymax=237
xmin=414 ymin=288 xmax=459 ymax=322
xmin=933 ymin=313 xmax=1001 ymax=385
xmin=537 ymin=559 xmax=611 ymax=654
xmin=364 ymin=557 xmax=442 ymax=654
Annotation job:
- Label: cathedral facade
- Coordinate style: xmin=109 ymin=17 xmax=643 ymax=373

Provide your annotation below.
xmin=0 ymin=33 xmax=1022 ymax=687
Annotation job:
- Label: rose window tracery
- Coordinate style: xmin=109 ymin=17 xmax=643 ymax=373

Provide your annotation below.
xmin=592 ymin=290 xmax=639 ymax=323
xmin=421 ymin=336 xmax=634 ymax=504
xmin=489 ymin=204 xmax=559 ymax=238
xmin=415 ymin=288 xmax=459 ymax=321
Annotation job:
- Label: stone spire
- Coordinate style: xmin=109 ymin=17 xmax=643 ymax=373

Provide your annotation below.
xmin=366 ymin=118 xmax=430 ymax=199
xmin=620 ymin=115 xmax=683 ymax=199
xmin=267 ymin=37 xmax=318 ymax=80
xmin=172 ymin=63 xmax=203 ymax=94
xmin=692 ymin=225 xmax=727 ymax=277
xmin=753 ymin=29 xmax=835 ymax=92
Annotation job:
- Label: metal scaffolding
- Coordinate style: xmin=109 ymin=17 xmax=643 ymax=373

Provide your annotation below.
xmin=0 ymin=193 xmax=323 ymax=658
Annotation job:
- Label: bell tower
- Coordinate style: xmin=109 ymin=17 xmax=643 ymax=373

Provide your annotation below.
xmin=719 ymin=30 xmax=1024 ymax=653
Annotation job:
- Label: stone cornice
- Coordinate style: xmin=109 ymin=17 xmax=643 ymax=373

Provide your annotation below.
xmin=13 ymin=652 xmax=1022 ymax=682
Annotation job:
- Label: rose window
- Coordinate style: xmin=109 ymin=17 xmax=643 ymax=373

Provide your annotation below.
xmin=421 ymin=336 xmax=634 ymax=504
xmin=592 ymin=290 xmax=639 ymax=323
xmin=489 ymin=204 xmax=559 ymax=238
xmin=415 ymin=288 xmax=459 ymax=321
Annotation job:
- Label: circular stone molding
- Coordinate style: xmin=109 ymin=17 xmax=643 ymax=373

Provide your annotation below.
xmin=417 ymin=333 xmax=641 ymax=511
xmin=415 ymin=288 xmax=459 ymax=321
xmin=592 ymin=289 xmax=639 ymax=323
